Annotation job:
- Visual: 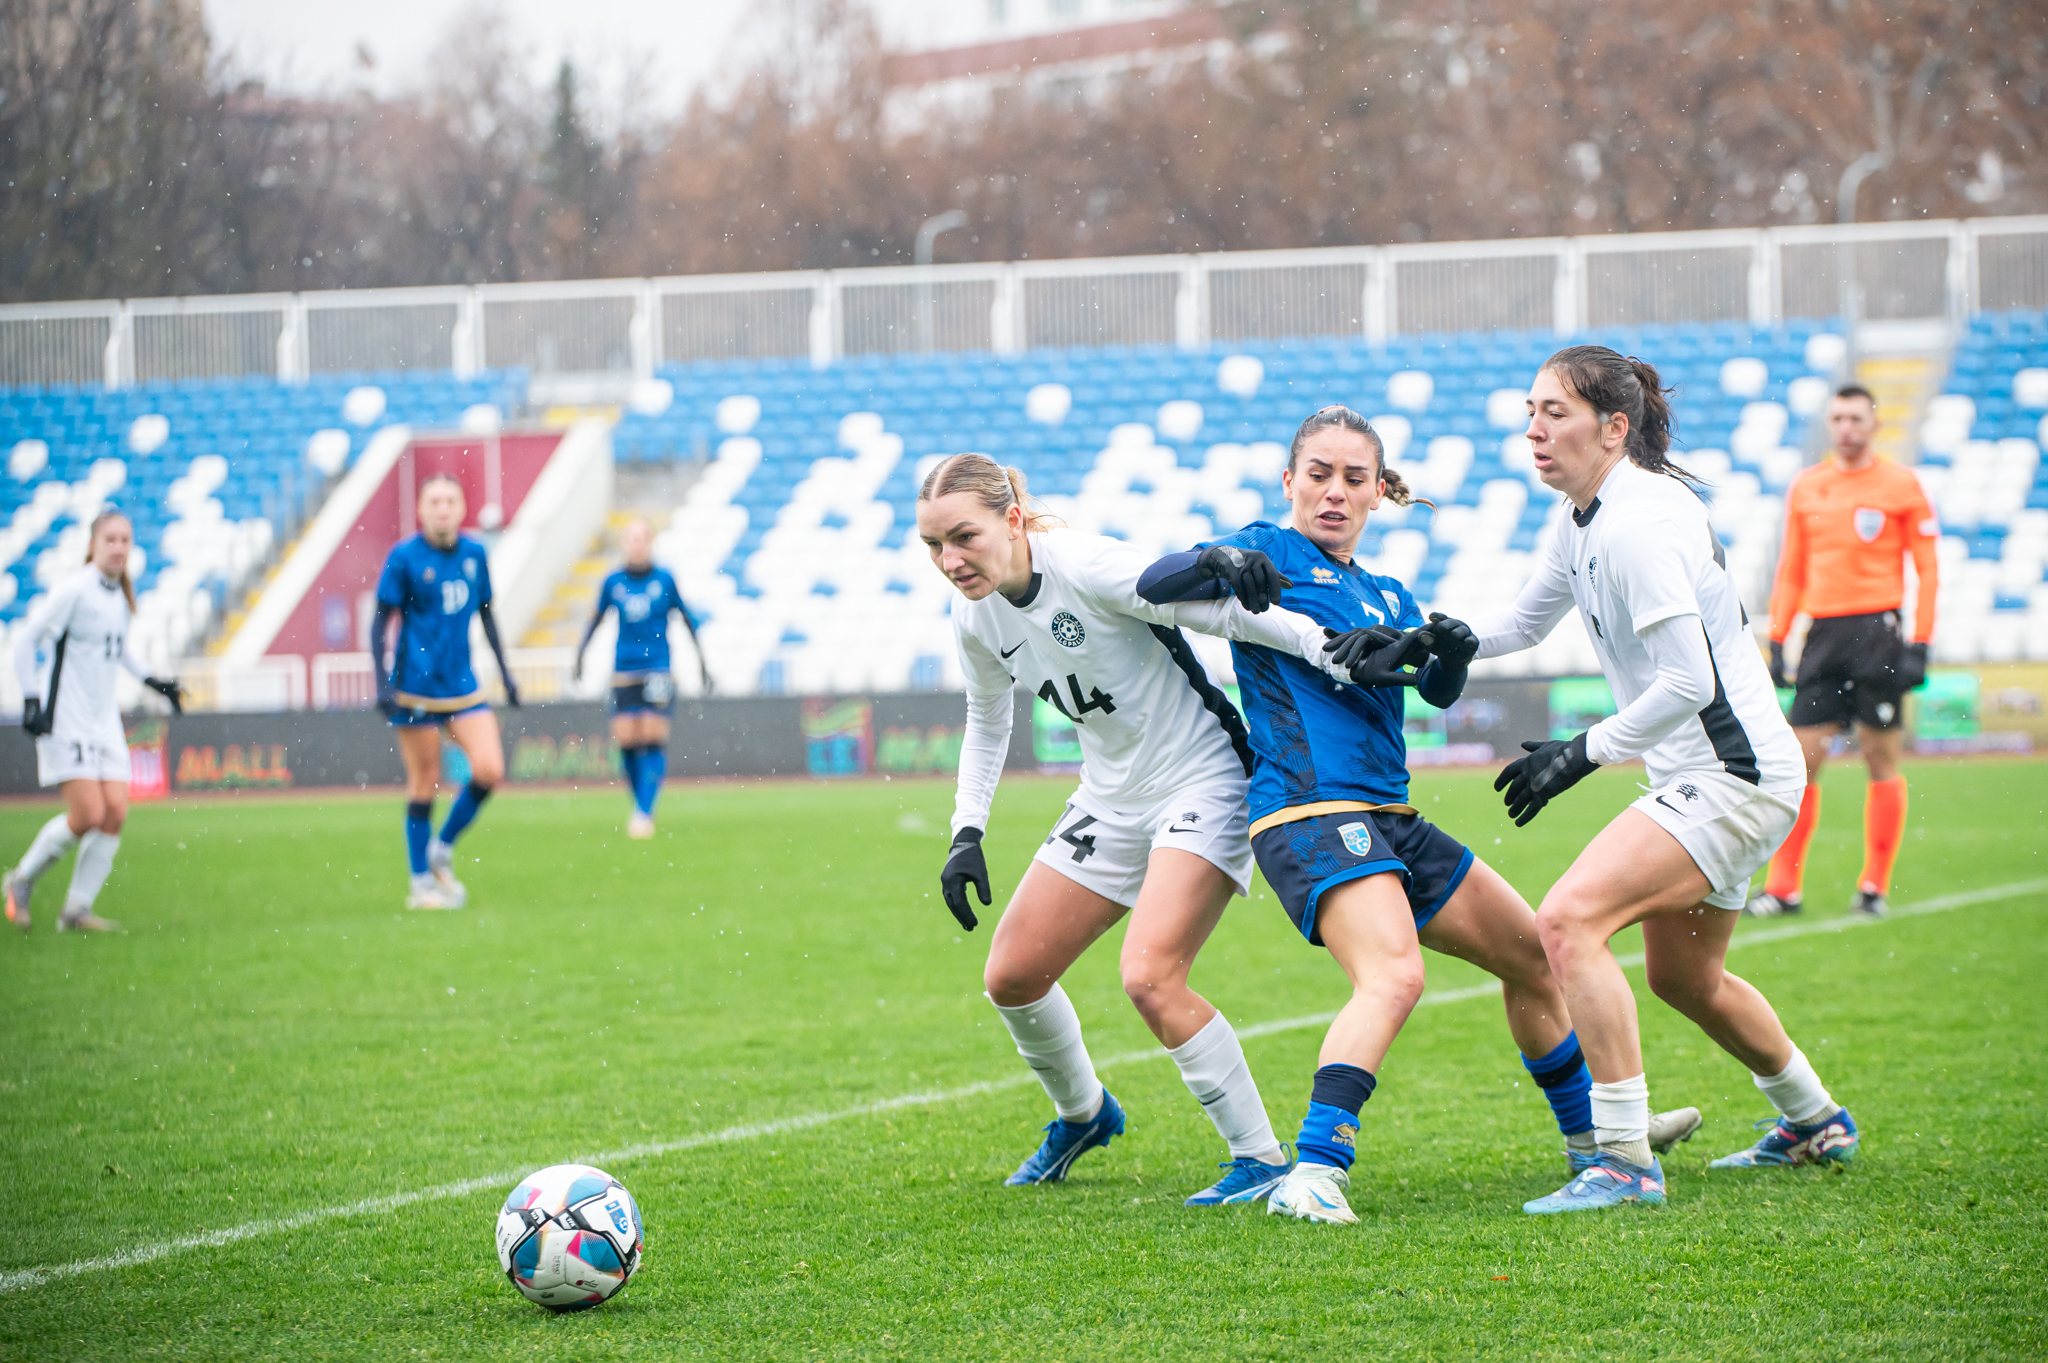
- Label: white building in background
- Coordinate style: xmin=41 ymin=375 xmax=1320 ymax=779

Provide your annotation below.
xmin=866 ymin=0 xmax=1240 ymax=129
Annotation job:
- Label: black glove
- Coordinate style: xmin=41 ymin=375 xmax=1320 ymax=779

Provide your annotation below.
xmin=1424 ymin=613 xmax=1478 ymax=667
xmin=1768 ymin=641 xmax=1790 ymax=691
xmin=1494 ymin=732 xmax=1599 ymax=827
xmin=502 ymin=678 xmax=523 ymax=709
xmin=940 ymin=827 xmax=990 ymax=931
xmin=375 ymin=678 xmax=400 ymax=719
xmin=1894 ymin=641 xmax=1928 ymax=692
xmin=571 ymin=654 xmax=583 ymax=683
xmin=143 ymin=676 xmax=184 ymax=715
xmin=1196 ymin=545 xmax=1293 ymax=613
xmin=1323 ymin=623 xmax=1433 ymax=688
xmin=21 ymin=697 xmax=50 ymax=737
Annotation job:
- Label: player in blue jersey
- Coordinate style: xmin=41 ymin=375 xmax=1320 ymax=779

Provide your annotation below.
xmin=573 ymin=517 xmax=709 ymax=839
xmin=372 ymin=474 xmax=520 ymax=910
xmin=1138 ymin=405 xmax=1696 ymax=1223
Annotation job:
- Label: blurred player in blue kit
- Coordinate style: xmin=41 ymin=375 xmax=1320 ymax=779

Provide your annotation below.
xmin=373 ymin=473 xmax=519 ymax=910
xmin=574 ymin=517 xmax=710 ymax=839
xmin=1139 ymin=406 xmax=1698 ymax=1223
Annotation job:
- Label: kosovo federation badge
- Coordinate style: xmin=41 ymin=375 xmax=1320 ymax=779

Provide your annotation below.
xmin=1338 ymin=821 xmax=1373 ymax=857
xmin=1853 ymin=507 xmax=1885 ymax=543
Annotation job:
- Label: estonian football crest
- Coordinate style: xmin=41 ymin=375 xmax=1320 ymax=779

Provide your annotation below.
xmin=1853 ymin=508 xmax=1885 ymax=543
xmin=1050 ymin=611 xmax=1086 ymax=648
xmin=1338 ymin=821 xmax=1373 ymax=857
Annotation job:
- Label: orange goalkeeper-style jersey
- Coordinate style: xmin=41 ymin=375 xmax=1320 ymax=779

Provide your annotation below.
xmin=1768 ymin=456 xmax=1940 ymax=643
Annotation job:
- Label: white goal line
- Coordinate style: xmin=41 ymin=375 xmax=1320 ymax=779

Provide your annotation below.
xmin=3 ymin=875 xmax=2042 ymax=1295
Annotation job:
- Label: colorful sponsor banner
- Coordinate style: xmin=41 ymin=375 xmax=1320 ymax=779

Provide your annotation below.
xmin=175 ymin=741 xmax=294 ymax=792
xmin=125 ymin=716 xmax=170 ymax=801
xmin=876 ymin=723 xmax=962 ymax=776
xmin=801 ymin=697 xmax=874 ymax=777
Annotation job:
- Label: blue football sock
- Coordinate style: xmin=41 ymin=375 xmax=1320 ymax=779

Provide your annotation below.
xmin=619 ymin=744 xmax=644 ymax=795
xmin=437 ymin=781 xmax=492 ymax=846
xmin=1295 ymin=1063 xmax=1376 ymax=1171
xmin=405 ymin=801 xmax=433 ymax=876
xmin=637 ymin=746 xmax=667 ymax=815
xmin=1523 ymin=1031 xmax=1595 ymax=1138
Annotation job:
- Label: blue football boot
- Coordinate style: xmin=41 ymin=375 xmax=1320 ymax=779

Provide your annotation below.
xmin=1005 ymin=1089 xmax=1126 ymax=1185
xmin=1524 ymin=1151 xmax=1666 ymax=1214
xmin=1709 ymin=1108 xmax=1858 ymax=1169
xmin=1184 ymin=1146 xmax=1294 ymax=1206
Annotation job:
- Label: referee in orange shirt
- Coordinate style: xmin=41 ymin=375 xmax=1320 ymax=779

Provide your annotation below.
xmin=1752 ymin=384 xmax=1939 ymax=918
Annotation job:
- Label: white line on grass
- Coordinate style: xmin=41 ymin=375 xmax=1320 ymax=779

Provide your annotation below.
xmin=5 ymin=875 xmax=2042 ymax=1294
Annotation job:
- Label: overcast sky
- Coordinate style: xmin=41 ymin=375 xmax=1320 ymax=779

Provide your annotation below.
xmin=202 ymin=0 xmax=988 ymax=111
xmin=205 ymin=0 xmax=749 ymax=107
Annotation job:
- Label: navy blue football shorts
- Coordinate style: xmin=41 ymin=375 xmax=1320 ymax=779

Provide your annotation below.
xmin=1251 ymin=807 xmax=1475 ymax=947
xmin=611 ymin=672 xmax=676 ymax=716
xmin=388 ymin=700 xmax=490 ymax=728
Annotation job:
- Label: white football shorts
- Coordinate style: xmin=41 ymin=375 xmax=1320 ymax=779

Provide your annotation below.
xmin=37 ymin=721 xmax=133 ymax=787
xmin=1031 ymin=775 xmax=1254 ymax=910
xmin=1633 ymin=770 xmax=1803 ymax=911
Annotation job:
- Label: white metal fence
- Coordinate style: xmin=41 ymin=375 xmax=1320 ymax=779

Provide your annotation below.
xmin=3 ymin=216 xmax=2044 ymax=389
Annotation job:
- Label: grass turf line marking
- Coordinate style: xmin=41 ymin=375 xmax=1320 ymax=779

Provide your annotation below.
xmin=5 ymin=876 xmax=2042 ymax=1295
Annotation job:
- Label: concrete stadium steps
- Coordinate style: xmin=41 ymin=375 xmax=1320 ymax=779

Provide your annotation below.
xmin=1858 ymin=355 xmax=1942 ymax=465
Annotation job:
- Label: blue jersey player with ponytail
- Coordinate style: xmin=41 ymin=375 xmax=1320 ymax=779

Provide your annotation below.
xmin=1139 ymin=406 xmax=1697 ymax=1223
xmin=574 ymin=517 xmax=709 ymax=839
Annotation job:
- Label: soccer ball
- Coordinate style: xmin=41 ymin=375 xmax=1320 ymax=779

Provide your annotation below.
xmin=494 ymin=1163 xmax=644 ymax=1311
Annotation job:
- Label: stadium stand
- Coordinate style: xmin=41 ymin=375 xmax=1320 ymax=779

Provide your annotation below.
xmin=618 ymin=320 xmax=1850 ymax=694
xmin=0 ymin=370 xmax=525 ymax=705
xmin=1919 ymin=309 xmax=2048 ymax=664
xmin=8 ymin=310 xmax=2045 ymax=703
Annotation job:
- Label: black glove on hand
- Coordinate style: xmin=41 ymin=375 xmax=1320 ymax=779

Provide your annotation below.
xmin=1494 ymin=731 xmax=1598 ymax=827
xmin=503 ymin=679 xmax=523 ymax=709
xmin=1768 ymin=641 xmax=1790 ymax=691
xmin=1323 ymin=623 xmax=1433 ymax=688
xmin=1895 ymin=641 xmax=1929 ymax=692
xmin=940 ymin=827 xmax=990 ymax=931
xmin=375 ymin=679 xmax=400 ymax=719
xmin=143 ymin=676 xmax=184 ymax=715
xmin=21 ymin=697 xmax=50 ymax=737
xmin=1196 ymin=544 xmax=1293 ymax=614
xmin=1424 ymin=613 xmax=1479 ymax=667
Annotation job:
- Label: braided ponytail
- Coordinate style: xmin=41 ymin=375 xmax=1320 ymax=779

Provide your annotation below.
xmin=1286 ymin=405 xmax=1435 ymax=509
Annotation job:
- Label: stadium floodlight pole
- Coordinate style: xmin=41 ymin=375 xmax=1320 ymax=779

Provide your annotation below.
xmin=1835 ymin=149 xmax=1889 ymax=375
xmin=915 ymin=210 xmax=968 ymax=352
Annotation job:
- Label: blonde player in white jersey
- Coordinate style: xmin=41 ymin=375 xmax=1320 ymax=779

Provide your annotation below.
xmin=1475 ymin=346 xmax=1859 ymax=1214
xmin=918 ymin=453 xmax=1380 ymax=1204
xmin=4 ymin=509 xmax=184 ymax=933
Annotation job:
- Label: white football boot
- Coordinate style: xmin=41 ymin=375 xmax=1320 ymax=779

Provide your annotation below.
xmin=626 ymin=813 xmax=656 ymax=840
xmin=57 ymin=904 xmax=120 ymax=932
xmin=1650 ymin=1106 xmax=1703 ymax=1153
xmin=406 ymin=874 xmax=462 ymax=911
xmin=4 ymin=868 xmax=30 ymax=932
xmin=1266 ymin=1161 xmax=1359 ymax=1225
xmin=425 ymin=839 xmax=468 ymax=907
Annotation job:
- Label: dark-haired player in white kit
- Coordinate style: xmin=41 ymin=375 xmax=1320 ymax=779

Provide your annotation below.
xmin=919 ymin=453 xmax=1367 ymax=1204
xmin=1477 ymin=347 xmax=1858 ymax=1213
xmin=5 ymin=509 xmax=183 ymax=932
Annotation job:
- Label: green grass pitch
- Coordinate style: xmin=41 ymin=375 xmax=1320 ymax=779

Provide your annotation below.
xmin=1 ymin=757 xmax=2044 ymax=1360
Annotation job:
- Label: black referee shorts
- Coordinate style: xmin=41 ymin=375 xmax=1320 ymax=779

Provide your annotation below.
xmin=1790 ymin=610 xmax=1909 ymax=731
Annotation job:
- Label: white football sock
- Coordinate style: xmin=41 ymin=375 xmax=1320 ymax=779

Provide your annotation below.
xmin=63 ymin=831 xmax=119 ymax=914
xmin=16 ymin=814 xmax=79 ymax=892
xmin=1591 ymin=1074 xmax=1653 ymax=1166
xmin=1167 ymin=1011 xmax=1285 ymax=1165
xmin=1753 ymin=1047 xmax=1837 ymax=1126
xmin=992 ymin=984 xmax=1104 ymax=1124
xmin=16 ymin=806 xmax=78 ymax=892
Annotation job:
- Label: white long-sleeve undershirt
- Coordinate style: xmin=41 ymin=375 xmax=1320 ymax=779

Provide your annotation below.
xmin=1583 ymin=612 xmax=1715 ymax=767
xmin=951 ymin=687 xmax=1014 ymax=836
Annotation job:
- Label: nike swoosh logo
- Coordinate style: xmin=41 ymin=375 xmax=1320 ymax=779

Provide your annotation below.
xmin=1654 ymin=795 xmax=1684 ymax=815
xmin=1168 ymin=823 xmax=1200 ymax=833
xmin=1000 ymin=643 xmax=1024 ymax=659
